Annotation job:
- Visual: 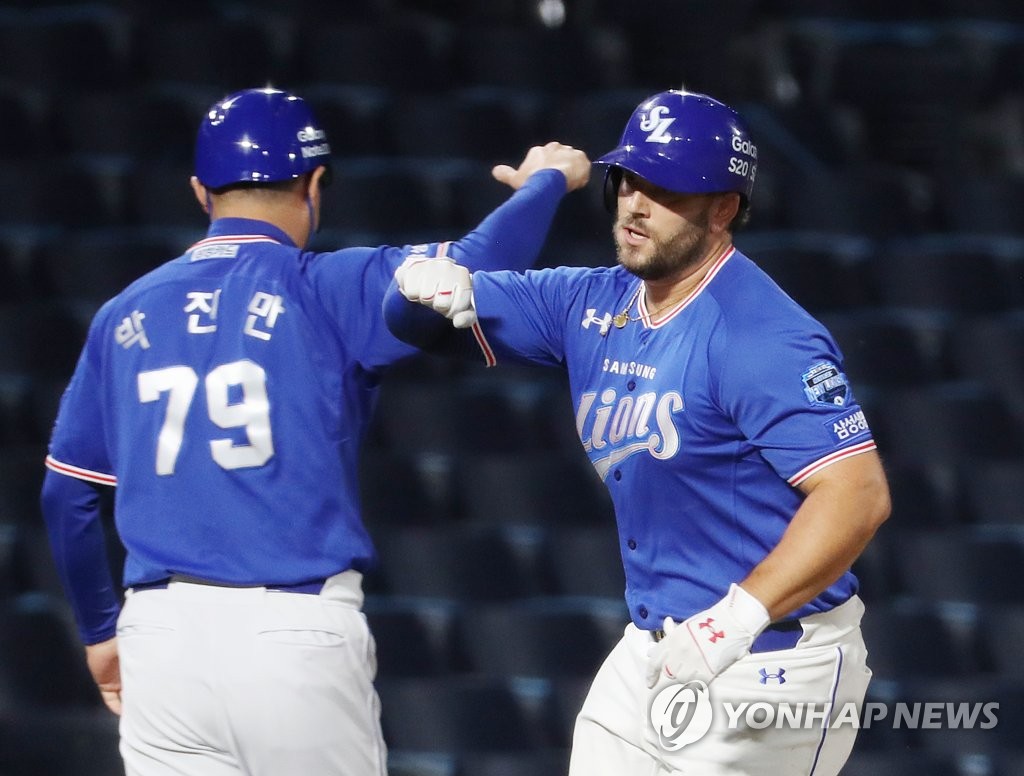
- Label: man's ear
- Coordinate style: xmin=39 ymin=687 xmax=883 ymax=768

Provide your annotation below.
xmin=190 ymin=176 xmax=212 ymax=215
xmin=307 ymin=166 xmax=329 ymax=201
xmin=710 ymin=193 xmax=740 ymax=233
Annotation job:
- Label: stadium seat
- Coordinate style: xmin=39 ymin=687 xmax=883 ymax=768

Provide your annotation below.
xmin=132 ymin=16 xmax=289 ymax=92
xmin=0 ymin=444 xmax=49 ymax=529
xmin=593 ymin=0 xmax=761 ymax=96
xmin=895 ymin=676 xmax=1024 ymax=756
xmin=447 ymin=160 xmax=526 ymax=233
xmin=869 ymin=236 xmax=1024 ymax=314
xmin=0 ymin=522 xmax=19 ymax=600
xmin=456 ymin=450 xmax=614 ymax=527
xmin=829 ymin=35 xmax=979 ymax=170
xmin=541 ymin=524 xmax=625 ymax=600
xmin=859 ymin=599 xmax=983 ymax=681
xmin=387 ymin=88 xmax=547 ymax=162
xmin=457 ymin=598 xmax=627 ymax=680
xmin=976 ymin=603 xmax=1024 ymax=679
xmin=938 ymin=174 xmax=1024 ymax=236
xmin=0 ymin=159 xmax=127 ymax=230
xmin=295 ymin=19 xmax=454 ymax=93
xmin=734 ymin=232 xmax=876 ymax=315
xmin=456 ymin=750 xmax=569 ymax=776
xmin=0 ymin=227 xmax=42 ymax=304
xmin=870 ymin=380 xmax=1024 ymax=466
xmin=0 ymin=6 xmax=132 ymax=93
xmin=839 ymin=750 xmax=964 ymax=776
xmin=450 ymin=24 xmax=629 ymax=93
xmin=374 ymin=523 xmax=553 ymax=601
xmin=0 ymin=300 xmax=87 ymax=381
xmin=51 ymin=87 xmax=210 ymax=162
xmin=818 ymin=308 xmax=955 ymax=388
xmin=0 ymin=592 xmax=98 ymax=708
xmin=0 ymin=85 xmax=53 ymax=160
xmin=299 ymin=84 xmax=393 ymax=159
xmin=32 ymin=228 xmax=186 ymax=308
xmin=546 ymin=676 xmax=592 ymax=749
xmin=0 ymin=706 xmax=123 ymax=776
xmin=893 ymin=527 xmax=1024 ymax=605
xmin=0 ymin=377 xmax=45 ymax=447
xmin=960 ymin=459 xmax=1024 ymax=526
xmin=365 ymin=597 xmax=467 ymax=678
xmin=319 ymin=159 xmax=454 ymax=240
xmin=950 ymin=310 xmax=1024 ymax=427
xmin=881 ymin=461 xmax=964 ymax=529
xmin=547 ymin=89 xmax=653 ymax=161
xmin=124 ymin=161 xmax=207 ymax=230
xmin=370 ymin=380 xmax=466 ymax=458
xmin=779 ymin=166 xmax=937 ymax=237
xmin=377 ymin=676 xmax=552 ymax=754
xmin=359 ymin=448 xmax=457 ymax=529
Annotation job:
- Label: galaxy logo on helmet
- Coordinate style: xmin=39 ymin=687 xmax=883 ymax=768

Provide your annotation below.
xmin=194 ymin=87 xmax=331 ymax=190
xmin=596 ymin=90 xmax=757 ymax=213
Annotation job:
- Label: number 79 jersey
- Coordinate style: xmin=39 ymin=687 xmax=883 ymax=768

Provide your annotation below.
xmin=469 ymin=246 xmax=877 ymax=626
xmin=45 ymin=218 xmax=417 ymax=587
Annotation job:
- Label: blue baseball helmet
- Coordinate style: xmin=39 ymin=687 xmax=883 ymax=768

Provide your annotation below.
xmin=194 ymin=87 xmax=331 ymax=189
xmin=596 ymin=90 xmax=757 ymax=209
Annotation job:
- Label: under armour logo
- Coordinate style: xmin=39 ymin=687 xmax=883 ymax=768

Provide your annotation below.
xmin=582 ymin=309 xmax=613 ymax=336
xmin=697 ymin=618 xmax=726 ymax=643
xmin=758 ymin=668 xmax=786 ymax=685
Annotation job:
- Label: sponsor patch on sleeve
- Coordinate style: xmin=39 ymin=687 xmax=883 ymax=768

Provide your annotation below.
xmin=826 ymin=408 xmax=871 ymax=444
xmin=802 ymin=362 xmax=850 ymax=407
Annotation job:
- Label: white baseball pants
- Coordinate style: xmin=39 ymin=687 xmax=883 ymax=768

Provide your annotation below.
xmin=569 ymin=596 xmax=872 ymax=776
xmin=116 ymin=571 xmax=387 ymax=776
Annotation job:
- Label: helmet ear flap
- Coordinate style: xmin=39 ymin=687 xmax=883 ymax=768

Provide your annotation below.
xmin=603 ymin=167 xmax=622 ymax=213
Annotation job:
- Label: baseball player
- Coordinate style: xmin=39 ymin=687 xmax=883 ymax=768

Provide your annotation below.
xmin=39 ymin=86 xmax=589 ymax=776
xmin=385 ymin=90 xmax=891 ymax=775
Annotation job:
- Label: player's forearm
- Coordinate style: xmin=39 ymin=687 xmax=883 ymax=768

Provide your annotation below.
xmin=449 ymin=168 xmax=567 ymax=274
xmin=739 ymin=451 xmax=891 ymax=621
xmin=40 ymin=470 xmax=122 ymax=644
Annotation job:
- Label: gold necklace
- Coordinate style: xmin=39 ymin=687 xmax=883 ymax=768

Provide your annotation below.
xmin=611 ymin=285 xmax=687 ymax=328
xmin=612 ymin=285 xmax=644 ymax=328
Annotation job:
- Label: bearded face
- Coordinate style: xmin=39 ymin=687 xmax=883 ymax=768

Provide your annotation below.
xmin=611 ymin=172 xmax=719 ymax=283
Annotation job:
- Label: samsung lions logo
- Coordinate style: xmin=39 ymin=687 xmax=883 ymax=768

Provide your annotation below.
xmin=802 ymin=362 xmax=849 ymax=407
xmin=641 ymin=105 xmax=676 ymax=144
xmin=649 ymin=680 xmax=714 ymax=751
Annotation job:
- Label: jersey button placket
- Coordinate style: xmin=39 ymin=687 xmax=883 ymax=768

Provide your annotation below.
xmin=638 ymin=605 xmax=649 ymax=620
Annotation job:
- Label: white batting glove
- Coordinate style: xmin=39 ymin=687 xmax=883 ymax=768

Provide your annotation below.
xmin=394 ymin=255 xmax=477 ymax=328
xmin=645 ymin=584 xmax=770 ymax=689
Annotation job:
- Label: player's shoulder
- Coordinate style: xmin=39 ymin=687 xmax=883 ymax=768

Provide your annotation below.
xmin=714 ymin=249 xmax=819 ymax=325
xmin=521 ymin=262 xmax=628 ymax=288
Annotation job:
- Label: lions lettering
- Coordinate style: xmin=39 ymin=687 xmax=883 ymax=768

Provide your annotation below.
xmin=576 ymin=389 xmax=684 ymax=478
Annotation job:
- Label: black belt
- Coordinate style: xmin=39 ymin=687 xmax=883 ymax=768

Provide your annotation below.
xmin=130 ymin=574 xmax=326 ymax=595
xmin=652 ymin=619 xmax=804 ymax=654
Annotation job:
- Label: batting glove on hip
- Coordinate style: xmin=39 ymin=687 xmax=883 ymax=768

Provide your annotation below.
xmin=645 ymin=583 xmax=771 ymax=689
xmin=395 ymin=255 xmax=477 ymax=328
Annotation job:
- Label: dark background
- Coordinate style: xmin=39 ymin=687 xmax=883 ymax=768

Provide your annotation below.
xmin=2 ymin=1 xmax=1024 ymax=774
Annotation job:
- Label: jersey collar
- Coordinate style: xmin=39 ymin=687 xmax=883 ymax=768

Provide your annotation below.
xmin=198 ymin=217 xmax=297 ymax=248
xmin=637 ymin=244 xmax=736 ymax=328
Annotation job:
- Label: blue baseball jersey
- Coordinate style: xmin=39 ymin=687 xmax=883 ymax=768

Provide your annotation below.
xmin=46 ymin=218 xmax=422 ymax=588
xmin=466 ymin=246 xmax=876 ymax=627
